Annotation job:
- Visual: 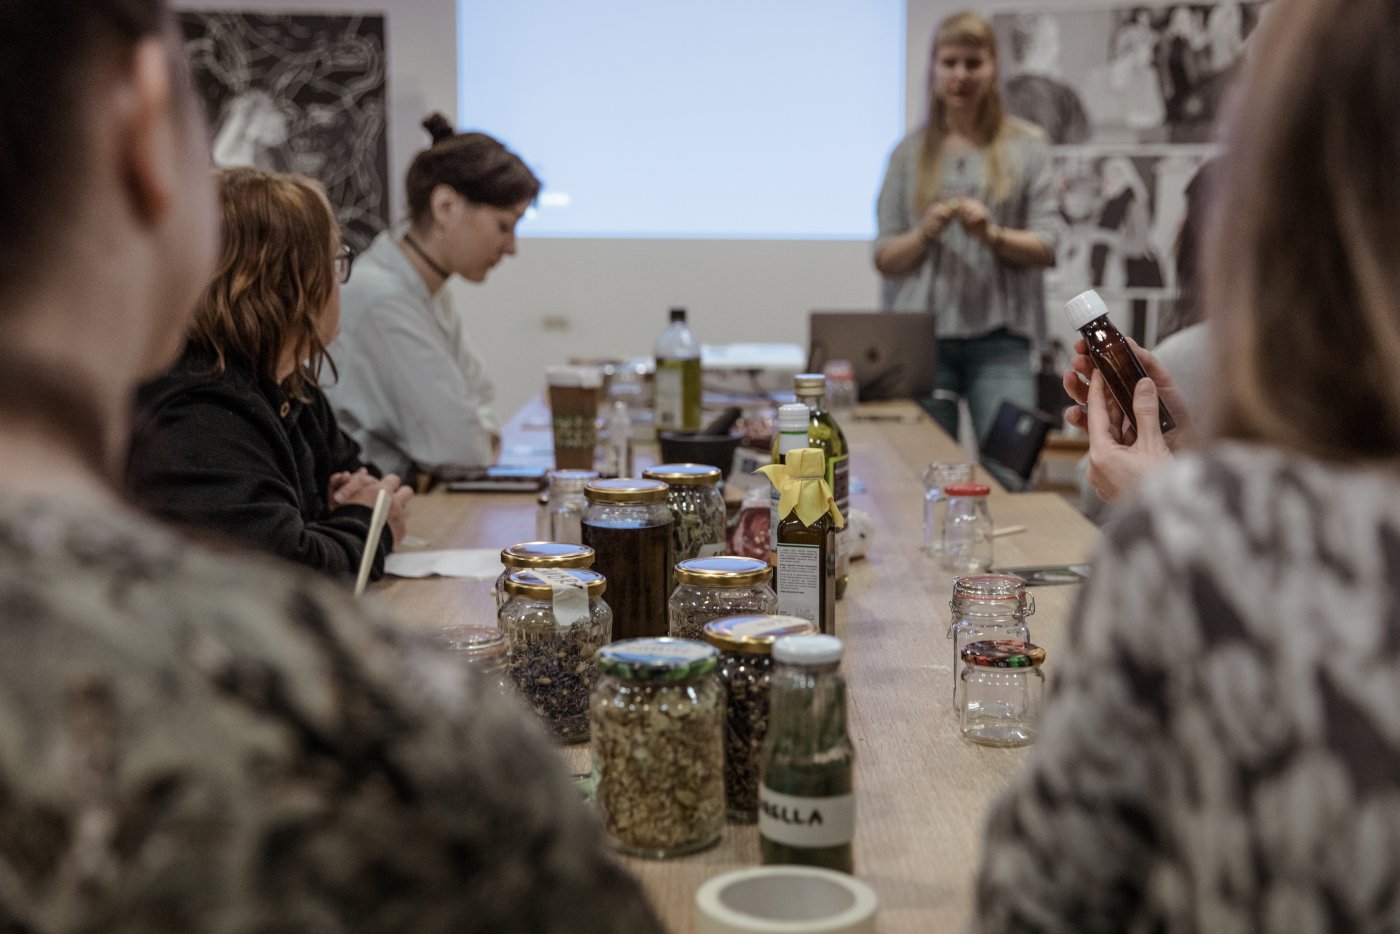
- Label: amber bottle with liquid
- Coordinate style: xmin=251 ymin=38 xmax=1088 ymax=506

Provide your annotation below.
xmin=1063 ymin=290 xmax=1175 ymax=435
xmin=760 ymin=448 xmax=840 ymax=637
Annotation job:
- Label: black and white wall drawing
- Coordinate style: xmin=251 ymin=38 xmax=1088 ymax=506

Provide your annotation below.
xmin=179 ymin=11 xmax=389 ymax=250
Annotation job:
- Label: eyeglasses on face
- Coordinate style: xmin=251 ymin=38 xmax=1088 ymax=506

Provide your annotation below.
xmin=335 ymin=243 xmax=358 ymax=284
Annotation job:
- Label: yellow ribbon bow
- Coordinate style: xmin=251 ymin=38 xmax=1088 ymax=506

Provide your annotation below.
xmin=755 ymin=447 xmax=846 ymax=530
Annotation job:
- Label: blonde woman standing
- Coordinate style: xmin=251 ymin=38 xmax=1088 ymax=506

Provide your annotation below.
xmin=874 ymin=10 xmax=1061 ymax=445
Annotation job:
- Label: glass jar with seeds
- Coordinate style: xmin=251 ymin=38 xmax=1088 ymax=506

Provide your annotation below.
xmin=494 ymin=541 xmax=596 ymax=609
xmin=643 ymin=463 xmax=727 ymax=563
xmin=591 ymin=638 xmax=725 ymax=857
xmin=668 ymin=556 xmax=777 ymax=641
xmin=432 ymin=624 xmax=512 ymax=698
xmin=499 ymin=568 xmax=611 ymax=743
xmin=702 ymin=615 xmax=816 ymax=823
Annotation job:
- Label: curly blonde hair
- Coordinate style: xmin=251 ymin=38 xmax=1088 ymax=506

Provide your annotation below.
xmin=191 ymin=167 xmax=336 ymax=401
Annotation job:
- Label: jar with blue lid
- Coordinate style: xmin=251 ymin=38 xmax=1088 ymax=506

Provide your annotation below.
xmin=590 ymin=637 xmax=725 ymax=857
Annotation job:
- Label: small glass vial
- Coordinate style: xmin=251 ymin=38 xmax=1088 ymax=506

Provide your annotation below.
xmin=948 ymin=575 xmax=1035 ymax=713
xmin=643 ymin=463 xmax=727 ymax=563
xmin=431 ymin=625 xmax=512 ymax=698
xmin=1064 ymin=289 xmax=1175 ymax=435
xmin=760 ymin=634 xmax=855 ymax=874
xmin=922 ymin=461 xmax=976 ymax=557
xmin=939 ymin=483 xmax=993 ymax=573
xmin=582 ymin=479 xmax=674 ymax=642
xmin=591 ymin=638 xmax=725 ymax=857
xmin=498 ymin=568 xmax=612 ymax=743
xmin=536 ymin=469 xmax=599 ymax=544
xmin=669 ymin=556 xmax=778 ymax=641
xmin=495 ymin=541 xmax=595 ymax=609
xmin=702 ymin=615 xmax=816 ymax=823
xmin=959 ymin=639 xmax=1046 ymax=748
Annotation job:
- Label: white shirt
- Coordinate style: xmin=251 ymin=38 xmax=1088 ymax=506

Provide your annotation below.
xmin=325 ymin=231 xmax=496 ymax=477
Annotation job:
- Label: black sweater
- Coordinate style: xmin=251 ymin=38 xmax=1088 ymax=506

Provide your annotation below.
xmin=127 ymin=347 xmax=392 ymax=580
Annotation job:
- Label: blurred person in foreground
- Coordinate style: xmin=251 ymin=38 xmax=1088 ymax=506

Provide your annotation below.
xmin=0 ymin=2 xmax=661 ymax=931
xmin=127 ymin=167 xmax=412 ymax=581
xmin=969 ymin=0 xmax=1400 ymax=929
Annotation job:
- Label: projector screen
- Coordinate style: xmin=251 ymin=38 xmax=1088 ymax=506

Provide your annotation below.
xmin=458 ymin=0 xmax=905 ymax=239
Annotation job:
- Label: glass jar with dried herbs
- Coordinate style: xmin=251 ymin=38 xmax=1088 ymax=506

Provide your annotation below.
xmin=591 ymin=638 xmax=725 ymax=858
xmin=498 ymin=568 xmax=611 ymax=743
xmin=643 ymin=463 xmax=727 ymax=563
xmin=669 ymin=556 xmax=778 ymax=641
xmin=702 ymin=615 xmax=816 ymax=823
xmin=494 ymin=541 xmax=595 ymax=609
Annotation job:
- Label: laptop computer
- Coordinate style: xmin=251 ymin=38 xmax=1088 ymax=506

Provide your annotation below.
xmin=807 ymin=311 xmax=937 ymax=401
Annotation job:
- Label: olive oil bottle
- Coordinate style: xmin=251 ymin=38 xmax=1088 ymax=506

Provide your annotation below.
xmin=793 ymin=374 xmax=850 ymax=598
xmin=654 ymin=307 xmax=701 ymax=434
xmin=758 ymin=448 xmax=844 ymax=636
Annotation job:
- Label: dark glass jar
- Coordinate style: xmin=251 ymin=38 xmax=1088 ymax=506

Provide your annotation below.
xmin=582 ymin=479 xmax=673 ymax=641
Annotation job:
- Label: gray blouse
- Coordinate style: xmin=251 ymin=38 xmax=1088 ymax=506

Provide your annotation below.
xmin=874 ymin=123 xmax=1062 ymax=342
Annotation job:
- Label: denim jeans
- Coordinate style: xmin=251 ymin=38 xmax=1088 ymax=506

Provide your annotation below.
xmin=929 ymin=329 xmax=1036 ymax=446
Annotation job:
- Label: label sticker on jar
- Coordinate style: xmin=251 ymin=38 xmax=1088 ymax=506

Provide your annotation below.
xmin=524 ymin=567 xmax=589 ymax=627
xmin=758 ymin=787 xmax=855 ymax=849
xmin=697 ymin=542 xmax=725 ymax=558
xmin=728 ymin=616 xmax=812 ymax=641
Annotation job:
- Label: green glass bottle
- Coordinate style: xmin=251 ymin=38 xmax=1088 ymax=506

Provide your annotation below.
xmin=654 ymin=307 xmax=702 ymax=433
xmin=793 ymin=374 xmax=849 ymax=598
xmin=760 ymin=634 xmax=855 ymax=873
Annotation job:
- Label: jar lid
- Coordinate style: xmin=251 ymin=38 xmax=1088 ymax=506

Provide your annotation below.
xmin=1064 ymin=288 xmax=1110 ymax=330
xmin=675 ymin=556 xmax=772 ymax=588
xmin=773 ymin=633 xmax=843 ymax=666
xmin=432 ymin=625 xmax=506 ymax=658
xmin=595 ymin=637 xmax=718 ymax=681
xmin=793 ymin=373 xmax=826 ymax=395
xmin=943 ymin=482 xmax=991 ymax=497
xmin=504 ymin=568 xmax=607 ymax=598
xmin=643 ymin=463 xmax=722 ymax=486
xmin=777 ymin=403 xmax=811 ymax=433
xmin=703 ymin=615 xmax=815 ymax=654
xmin=584 ymin=477 xmax=669 ymax=504
xmin=500 ymin=541 xmax=596 ymax=568
xmin=950 ymin=574 xmax=1035 ymax=620
xmin=961 ymin=639 xmax=1046 ymax=668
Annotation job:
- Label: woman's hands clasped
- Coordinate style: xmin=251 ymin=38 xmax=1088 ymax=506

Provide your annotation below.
xmin=329 ymin=468 xmax=414 ymax=545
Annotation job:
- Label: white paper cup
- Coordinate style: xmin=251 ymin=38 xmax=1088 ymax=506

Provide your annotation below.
xmin=695 ymin=866 xmax=877 ymax=934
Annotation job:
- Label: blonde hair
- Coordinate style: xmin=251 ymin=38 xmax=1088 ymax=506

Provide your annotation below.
xmin=1209 ymin=0 xmax=1400 ymax=459
xmin=191 ymin=167 xmax=336 ymax=402
xmin=917 ymin=11 xmax=1031 ymax=209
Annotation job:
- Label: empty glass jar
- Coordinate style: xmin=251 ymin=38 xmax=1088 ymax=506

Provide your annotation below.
xmin=669 ymin=556 xmax=778 ymax=641
xmin=922 ymin=461 xmax=976 ymax=557
xmin=643 ymin=463 xmax=727 ymax=563
xmin=431 ymin=625 xmax=512 ymax=698
xmin=939 ymin=482 xmax=993 ymax=573
xmin=948 ymin=574 xmax=1035 ymax=713
xmin=494 ymin=541 xmax=595 ymax=609
xmin=536 ymin=468 xmax=599 ymax=544
xmin=959 ymin=639 xmax=1046 ymax=748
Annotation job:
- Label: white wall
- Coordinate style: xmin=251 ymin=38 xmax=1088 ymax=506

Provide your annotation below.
xmin=180 ymin=0 xmax=1081 ymax=417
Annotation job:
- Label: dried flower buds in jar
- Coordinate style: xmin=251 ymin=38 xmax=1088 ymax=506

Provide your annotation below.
xmin=499 ymin=568 xmax=611 ymax=743
xmin=591 ymin=638 xmax=725 ymax=857
xmin=702 ymin=615 xmax=816 ymax=822
xmin=669 ymin=555 xmax=778 ymax=641
xmin=643 ymin=463 xmax=727 ymax=563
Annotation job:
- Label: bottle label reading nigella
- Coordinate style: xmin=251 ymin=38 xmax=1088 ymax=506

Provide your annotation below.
xmin=758 ymin=787 xmax=855 ymax=848
xmin=774 ymin=542 xmax=820 ymax=626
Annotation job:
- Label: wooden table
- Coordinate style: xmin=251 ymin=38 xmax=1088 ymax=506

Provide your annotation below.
xmin=376 ymin=401 xmax=1098 ymax=933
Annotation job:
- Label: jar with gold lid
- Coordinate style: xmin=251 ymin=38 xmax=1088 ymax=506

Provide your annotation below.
xmin=703 ymin=614 xmax=816 ymax=822
xmin=498 ymin=568 xmax=612 ymax=743
xmin=494 ymin=541 xmax=595 ymax=609
xmin=669 ymin=556 xmax=778 ymax=641
xmin=643 ymin=463 xmax=727 ymax=563
xmin=582 ymin=478 xmax=673 ymax=642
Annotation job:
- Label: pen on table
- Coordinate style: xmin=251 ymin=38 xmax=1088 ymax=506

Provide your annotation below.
xmin=992 ymin=525 xmax=1027 ymax=538
xmin=354 ymin=487 xmax=391 ymax=598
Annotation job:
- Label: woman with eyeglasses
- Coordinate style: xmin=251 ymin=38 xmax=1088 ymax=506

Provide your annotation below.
xmin=127 ymin=166 xmax=413 ymax=580
xmin=325 ymin=113 xmax=539 ymax=480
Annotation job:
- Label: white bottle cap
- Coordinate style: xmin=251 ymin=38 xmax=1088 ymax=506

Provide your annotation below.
xmin=777 ymin=403 xmax=810 ymax=433
xmin=773 ymin=633 xmax=843 ymax=666
xmin=1063 ymin=289 xmax=1110 ymax=330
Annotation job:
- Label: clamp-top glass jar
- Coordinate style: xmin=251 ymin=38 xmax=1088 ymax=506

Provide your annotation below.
xmin=643 ymin=463 xmax=727 ymax=563
xmin=669 ymin=556 xmax=778 ymax=641
xmin=495 ymin=541 xmax=595 ymax=609
xmin=702 ymin=615 xmax=816 ymax=822
xmin=939 ymin=482 xmax=994 ymax=573
xmin=431 ymin=625 xmax=512 ymax=698
xmin=591 ymin=638 xmax=725 ymax=857
xmin=948 ymin=574 xmax=1035 ymax=713
xmin=536 ymin=468 xmax=599 ymax=544
xmin=582 ymin=479 xmax=673 ymax=642
xmin=499 ymin=568 xmax=612 ymax=743
xmin=960 ymin=639 xmax=1046 ymax=748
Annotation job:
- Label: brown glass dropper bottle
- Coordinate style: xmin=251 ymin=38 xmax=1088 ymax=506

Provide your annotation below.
xmin=1063 ymin=289 xmax=1174 ymax=435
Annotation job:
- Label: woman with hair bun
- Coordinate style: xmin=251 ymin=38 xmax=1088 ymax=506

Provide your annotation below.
xmin=326 ymin=113 xmax=541 ymax=479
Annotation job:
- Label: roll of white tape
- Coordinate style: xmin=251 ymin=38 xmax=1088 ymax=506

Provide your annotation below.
xmin=695 ymin=866 xmax=877 ymax=934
